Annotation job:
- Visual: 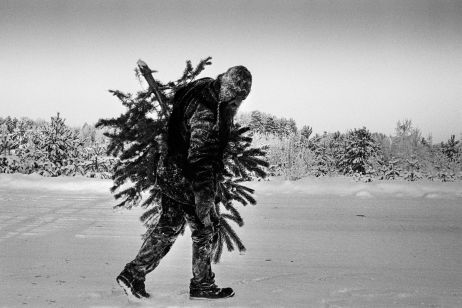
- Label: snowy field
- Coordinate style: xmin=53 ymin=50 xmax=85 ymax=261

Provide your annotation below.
xmin=1 ymin=174 xmax=462 ymax=308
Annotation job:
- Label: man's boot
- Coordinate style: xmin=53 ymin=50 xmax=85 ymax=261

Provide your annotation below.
xmin=190 ymin=286 xmax=235 ymax=299
xmin=116 ymin=269 xmax=151 ymax=300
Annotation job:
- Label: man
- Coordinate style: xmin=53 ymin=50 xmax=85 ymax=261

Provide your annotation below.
xmin=116 ymin=66 xmax=252 ymax=300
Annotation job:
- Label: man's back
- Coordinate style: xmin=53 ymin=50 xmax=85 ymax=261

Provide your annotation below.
xmin=167 ymin=77 xmax=219 ymax=169
xmin=158 ymin=77 xmax=221 ymax=205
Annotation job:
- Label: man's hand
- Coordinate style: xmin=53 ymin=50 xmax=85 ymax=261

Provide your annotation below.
xmin=194 ymin=192 xmax=215 ymax=228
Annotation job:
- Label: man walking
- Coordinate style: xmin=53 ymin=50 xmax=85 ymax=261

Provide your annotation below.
xmin=116 ymin=66 xmax=252 ymax=300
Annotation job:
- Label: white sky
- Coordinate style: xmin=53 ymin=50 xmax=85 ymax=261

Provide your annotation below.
xmin=1 ymin=0 xmax=461 ymax=142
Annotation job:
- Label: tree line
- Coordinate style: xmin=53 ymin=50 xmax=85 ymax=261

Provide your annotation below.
xmin=1 ymin=114 xmax=461 ymax=182
xmin=0 ymin=114 xmax=114 ymax=177
xmin=239 ymin=116 xmax=461 ymax=182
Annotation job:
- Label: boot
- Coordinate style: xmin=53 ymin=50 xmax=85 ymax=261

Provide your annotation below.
xmin=190 ymin=285 xmax=234 ymax=299
xmin=116 ymin=269 xmax=151 ymax=300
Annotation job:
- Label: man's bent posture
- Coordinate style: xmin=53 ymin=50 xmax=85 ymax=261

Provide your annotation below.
xmin=117 ymin=66 xmax=252 ymax=300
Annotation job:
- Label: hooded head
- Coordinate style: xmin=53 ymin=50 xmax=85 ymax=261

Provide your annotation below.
xmin=218 ymin=66 xmax=252 ymax=103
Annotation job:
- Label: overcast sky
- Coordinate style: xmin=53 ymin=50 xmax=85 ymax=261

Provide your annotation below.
xmin=1 ymin=0 xmax=461 ymax=142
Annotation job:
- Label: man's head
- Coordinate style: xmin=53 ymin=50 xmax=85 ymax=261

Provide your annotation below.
xmin=218 ymin=66 xmax=252 ymax=118
xmin=218 ymin=66 xmax=252 ymax=104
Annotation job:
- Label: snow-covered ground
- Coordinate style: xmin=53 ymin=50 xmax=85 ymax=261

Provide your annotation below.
xmin=1 ymin=174 xmax=462 ymax=307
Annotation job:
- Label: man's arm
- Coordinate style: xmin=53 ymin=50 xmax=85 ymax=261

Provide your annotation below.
xmin=187 ymin=103 xmax=220 ymax=225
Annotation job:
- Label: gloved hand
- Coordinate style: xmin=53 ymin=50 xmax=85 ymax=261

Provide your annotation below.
xmin=194 ymin=191 xmax=213 ymax=226
xmin=194 ymin=192 xmax=221 ymax=231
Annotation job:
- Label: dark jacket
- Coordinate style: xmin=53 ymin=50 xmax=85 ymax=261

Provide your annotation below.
xmin=167 ymin=78 xmax=231 ymax=221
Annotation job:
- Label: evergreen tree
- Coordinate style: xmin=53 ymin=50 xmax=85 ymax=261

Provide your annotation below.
xmin=382 ymin=157 xmax=401 ymax=180
xmin=441 ymin=135 xmax=460 ymax=162
xmin=249 ymin=111 xmax=264 ymax=134
xmin=286 ymin=118 xmax=297 ymax=135
xmin=340 ymin=127 xmax=381 ymax=175
xmin=276 ymin=118 xmax=296 ymax=138
xmin=404 ymin=155 xmax=422 ymax=181
xmin=265 ymin=116 xmax=277 ymax=136
xmin=300 ymin=125 xmax=313 ymax=143
xmin=0 ymin=124 xmax=12 ymax=155
xmin=5 ymin=116 xmax=16 ymax=133
xmin=37 ymin=113 xmax=83 ymax=176
xmin=97 ymin=58 xmax=267 ymax=262
xmin=308 ymin=133 xmax=330 ymax=176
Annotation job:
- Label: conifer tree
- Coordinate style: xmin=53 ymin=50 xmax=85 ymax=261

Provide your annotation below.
xmin=300 ymin=125 xmax=313 ymax=143
xmin=4 ymin=116 xmax=17 ymax=133
xmin=249 ymin=111 xmax=264 ymax=134
xmin=97 ymin=58 xmax=268 ymax=262
xmin=37 ymin=113 xmax=83 ymax=176
xmin=341 ymin=127 xmax=381 ymax=175
xmin=0 ymin=124 xmax=13 ymax=156
xmin=265 ymin=116 xmax=277 ymax=136
xmin=441 ymin=135 xmax=460 ymax=162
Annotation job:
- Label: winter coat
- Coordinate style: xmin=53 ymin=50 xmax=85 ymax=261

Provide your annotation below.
xmin=165 ymin=78 xmax=232 ymax=221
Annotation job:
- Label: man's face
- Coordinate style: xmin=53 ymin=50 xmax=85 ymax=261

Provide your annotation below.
xmin=224 ymin=98 xmax=243 ymax=117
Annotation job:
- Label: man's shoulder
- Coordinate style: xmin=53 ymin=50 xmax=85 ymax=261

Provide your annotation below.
xmin=182 ymin=78 xmax=218 ymax=114
xmin=175 ymin=78 xmax=215 ymax=99
xmin=191 ymin=77 xmax=215 ymax=87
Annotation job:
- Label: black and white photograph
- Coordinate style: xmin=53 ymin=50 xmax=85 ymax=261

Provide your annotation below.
xmin=1 ymin=0 xmax=461 ymax=307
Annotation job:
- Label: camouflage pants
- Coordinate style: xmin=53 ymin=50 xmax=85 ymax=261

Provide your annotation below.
xmin=124 ymin=195 xmax=216 ymax=291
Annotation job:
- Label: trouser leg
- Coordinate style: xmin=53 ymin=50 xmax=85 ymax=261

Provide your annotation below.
xmin=124 ymin=196 xmax=185 ymax=281
xmin=184 ymin=206 xmax=216 ymax=290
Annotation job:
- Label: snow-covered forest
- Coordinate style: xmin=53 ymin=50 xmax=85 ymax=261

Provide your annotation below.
xmin=0 ymin=114 xmax=114 ymax=178
xmin=1 ymin=113 xmax=461 ymax=182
